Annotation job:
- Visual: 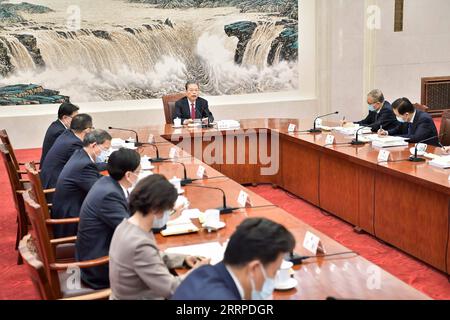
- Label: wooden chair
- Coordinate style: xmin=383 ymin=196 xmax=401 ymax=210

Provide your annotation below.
xmin=19 ymin=234 xmax=110 ymax=300
xmin=0 ymin=144 xmax=29 ymax=264
xmin=439 ymin=110 xmax=450 ymax=146
xmin=162 ymin=92 xmax=186 ymax=124
xmin=0 ymin=129 xmax=40 ymax=175
xmin=20 ymin=191 xmax=110 ymax=300
xmin=25 ymin=162 xmax=78 ymax=262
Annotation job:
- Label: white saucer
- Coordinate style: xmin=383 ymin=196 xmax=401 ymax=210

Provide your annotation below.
xmin=172 ymin=125 xmax=183 ymax=129
xmin=274 ymin=278 xmax=298 ymax=291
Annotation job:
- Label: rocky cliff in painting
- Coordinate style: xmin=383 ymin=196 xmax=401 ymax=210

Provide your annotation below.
xmin=0 ymin=84 xmax=68 ymax=105
xmin=0 ymin=0 xmax=299 ymax=102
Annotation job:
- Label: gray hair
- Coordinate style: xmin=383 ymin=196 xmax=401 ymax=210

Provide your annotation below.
xmin=185 ymin=81 xmax=200 ymax=90
xmin=83 ymin=129 xmax=112 ymax=147
xmin=367 ymin=89 xmax=385 ymax=103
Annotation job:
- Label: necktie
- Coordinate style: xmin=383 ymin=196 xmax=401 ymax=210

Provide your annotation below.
xmin=407 ymin=123 xmax=413 ymax=136
xmin=190 ymin=103 xmax=196 ymax=120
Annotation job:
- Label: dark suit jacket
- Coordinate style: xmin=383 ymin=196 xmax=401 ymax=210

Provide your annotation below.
xmin=76 ymin=176 xmax=129 ymax=289
xmin=172 ymin=262 xmax=241 ymax=300
xmin=355 ymin=101 xmax=397 ymax=132
xmin=52 ymin=149 xmax=102 ymax=238
xmin=40 ymin=120 xmax=66 ymax=165
xmin=40 ymin=130 xmax=83 ymax=191
xmin=173 ymin=97 xmax=214 ymax=124
xmin=387 ymin=110 xmax=439 ymax=146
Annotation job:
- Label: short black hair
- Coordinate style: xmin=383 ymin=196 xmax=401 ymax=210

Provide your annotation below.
xmin=185 ymin=81 xmax=199 ymax=90
xmin=107 ymin=148 xmax=140 ymax=181
xmin=392 ymin=97 xmax=414 ymax=115
xmin=82 ymin=129 xmax=112 ymax=147
xmin=129 ymin=174 xmax=178 ymax=216
xmin=58 ymin=102 xmax=79 ymax=120
xmin=70 ymin=113 xmax=93 ymax=133
xmin=223 ymin=218 xmax=295 ymax=267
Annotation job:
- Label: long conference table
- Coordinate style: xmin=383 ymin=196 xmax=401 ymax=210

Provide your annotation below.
xmin=108 ymin=117 xmax=443 ymax=300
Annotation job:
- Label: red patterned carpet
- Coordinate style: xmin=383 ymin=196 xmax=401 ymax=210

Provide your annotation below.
xmin=1 ymin=148 xmax=449 ymax=300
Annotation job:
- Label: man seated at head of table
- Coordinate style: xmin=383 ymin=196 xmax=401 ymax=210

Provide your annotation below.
xmin=173 ymin=81 xmax=214 ymax=125
xmin=51 ymin=129 xmax=112 ymax=238
xmin=342 ymin=89 xmax=398 ymax=132
xmin=109 ymin=174 xmax=210 ymax=300
xmin=75 ymin=148 xmax=141 ymax=289
xmin=172 ymin=217 xmax=296 ymax=300
xmin=378 ymin=97 xmax=440 ymax=146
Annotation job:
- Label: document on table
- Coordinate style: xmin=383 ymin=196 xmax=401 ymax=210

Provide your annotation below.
xmin=164 ymin=242 xmax=225 ymax=265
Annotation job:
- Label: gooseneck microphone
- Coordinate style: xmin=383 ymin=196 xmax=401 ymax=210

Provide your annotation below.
xmin=185 ymin=184 xmax=237 ymax=214
xmin=161 ymin=159 xmax=193 ymax=186
xmin=351 ymin=125 xmax=373 ymax=145
xmin=409 ymin=134 xmax=445 ymax=162
xmin=309 ymin=111 xmax=339 ymax=133
xmin=108 ymin=126 xmax=143 ymax=146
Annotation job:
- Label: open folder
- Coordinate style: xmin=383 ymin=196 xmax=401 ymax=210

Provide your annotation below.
xmin=160 ymin=215 xmax=199 ymax=236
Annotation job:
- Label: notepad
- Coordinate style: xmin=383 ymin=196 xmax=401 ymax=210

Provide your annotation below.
xmin=429 ymin=156 xmax=450 ymax=169
xmin=164 ymin=242 xmax=225 ymax=265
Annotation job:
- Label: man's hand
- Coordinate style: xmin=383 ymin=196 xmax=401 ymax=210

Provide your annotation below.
xmin=378 ymin=129 xmax=388 ymax=136
xmin=183 ymin=119 xmax=194 ymax=125
xmin=184 ymin=256 xmax=211 ymax=269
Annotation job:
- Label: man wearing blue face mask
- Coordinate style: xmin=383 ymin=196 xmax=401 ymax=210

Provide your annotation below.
xmin=109 ymin=174 xmax=209 ymax=300
xmin=52 ymin=129 xmax=112 ymax=238
xmin=378 ymin=97 xmax=439 ymax=146
xmin=76 ymin=148 xmax=141 ymax=289
xmin=172 ymin=218 xmax=296 ymax=300
xmin=342 ymin=89 xmax=397 ymax=132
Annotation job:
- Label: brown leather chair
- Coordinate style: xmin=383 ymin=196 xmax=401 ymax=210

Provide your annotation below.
xmin=162 ymin=92 xmax=186 ymax=124
xmin=0 ymin=144 xmax=29 ymax=264
xmin=414 ymin=103 xmax=429 ymax=112
xmin=20 ymin=191 xmax=110 ymax=300
xmin=439 ymin=110 xmax=450 ymax=146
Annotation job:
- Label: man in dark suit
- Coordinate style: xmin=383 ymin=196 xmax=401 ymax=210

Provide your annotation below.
xmin=40 ymin=102 xmax=79 ymax=165
xmin=40 ymin=113 xmax=93 ymax=192
xmin=173 ymin=82 xmax=214 ymax=125
xmin=76 ymin=148 xmax=141 ymax=289
xmin=172 ymin=218 xmax=295 ymax=300
xmin=379 ymin=97 xmax=439 ymax=146
xmin=52 ymin=130 xmax=112 ymax=238
xmin=344 ymin=89 xmax=398 ymax=132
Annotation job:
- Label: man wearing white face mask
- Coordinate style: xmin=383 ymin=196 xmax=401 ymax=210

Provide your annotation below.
xmin=52 ymin=129 xmax=112 ymax=238
xmin=172 ymin=218 xmax=296 ymax=300
xmin=109 ymin=174 xmax=210 ymax=300
xmin=378 ymin=97 xmax=439 ymax=146
xmin=76 ymin=148 xmax=141 ymax=289
xmin=342 ymin=89 xmax=397 ymax=133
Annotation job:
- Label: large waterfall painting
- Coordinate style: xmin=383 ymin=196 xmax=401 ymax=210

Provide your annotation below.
xmin=0 ymin=0 xmax=298 ymax=103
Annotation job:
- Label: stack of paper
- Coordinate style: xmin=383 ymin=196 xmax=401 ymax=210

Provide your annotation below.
xmin=217 ymin=120 xmax=240 ymax=130
xmin=164 ymin=242 xmax=225 ymax=265
xmin=371 ymin=136 xmax=408 ymax=148
xmin=332 ymin=126 xmax=372 ymax=136
xmin=429 ymin=156 xmax=450 ymax=169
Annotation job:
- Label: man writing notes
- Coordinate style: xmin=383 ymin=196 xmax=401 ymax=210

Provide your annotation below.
xmin=343 ymin=89 xmax=398 ymax=132
xmin=378 ymin=97 xmax=439 ymax=146
xmin=173 ymin=82 xmax=214 ymax=125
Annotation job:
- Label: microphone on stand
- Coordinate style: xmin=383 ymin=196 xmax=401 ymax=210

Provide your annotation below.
xmin=185 ymin=184 xmax=237 ymax=214
xmin=351 ymin=124 xmax=374 ymax=145
xmin=161 ymin=159 xmax=193 ymax=186
xmin=409 ymin=134 xmax=445 ymax=162
xmin=108 ymin=126 xmax=144 ymax=147
xmin=309 ymin=111 xmax=339 ymax=133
